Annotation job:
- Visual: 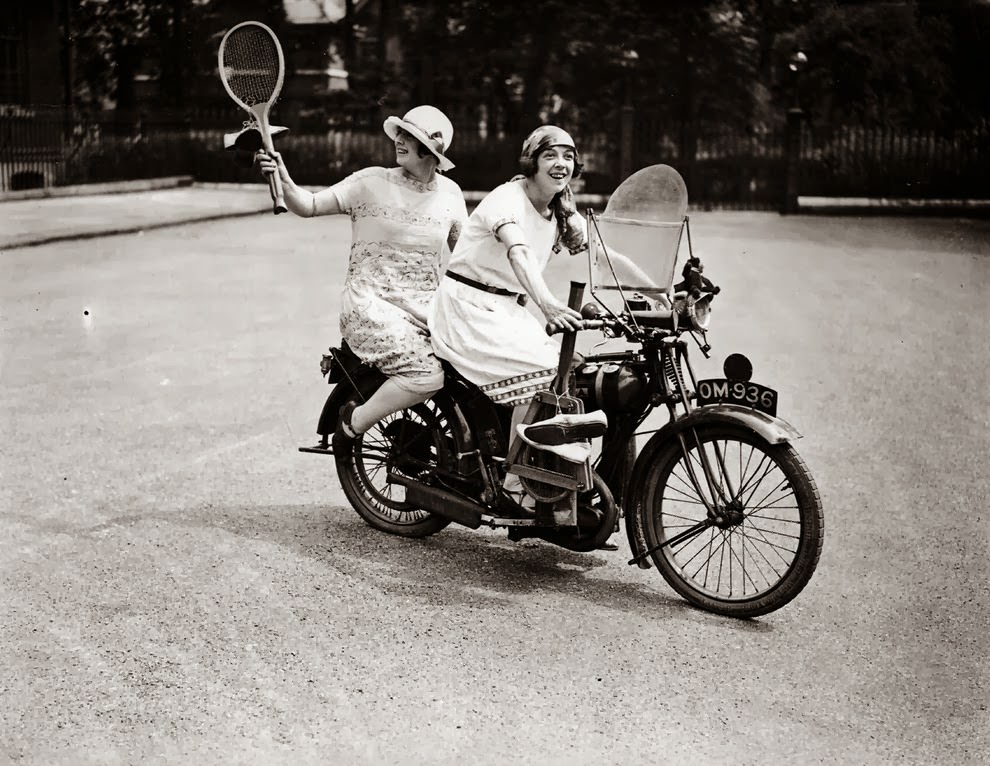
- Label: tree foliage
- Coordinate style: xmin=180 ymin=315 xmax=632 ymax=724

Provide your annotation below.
xmin=794 ymin=1 xmax=954 ymax=127
xmin=71 ymin=0 xmax=284 ymax=110
xmin=70 ymin=0 xmax=989 ymax=129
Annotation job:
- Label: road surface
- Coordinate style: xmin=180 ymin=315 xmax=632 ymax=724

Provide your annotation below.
xmin=2 ymin=204 xmax=988 ymax=764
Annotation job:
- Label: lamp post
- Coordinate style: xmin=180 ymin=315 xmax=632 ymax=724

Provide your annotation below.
xmin=782 ymin=49 xmax=807 ymax=215
xmin=788 ymin=50 xmax=808 ymax=107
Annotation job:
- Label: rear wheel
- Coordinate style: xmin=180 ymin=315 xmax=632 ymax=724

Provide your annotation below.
xmin=639 ymin=425 xmax=823 ymax=618
xmin=335 ymin=395 xmax=454 ymax=538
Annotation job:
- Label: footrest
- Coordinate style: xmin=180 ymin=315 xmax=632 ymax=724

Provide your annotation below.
xmin=298 ymin=443 xmax=333 ymax=456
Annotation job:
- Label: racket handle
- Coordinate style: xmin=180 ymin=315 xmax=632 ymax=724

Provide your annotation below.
xmin=268 ymin=170 xmax=289 ymax=215
xmin=256 ymin=116 xmax=288 ymax=215
xmin=268 ymin=169 xmax=288 ymax=215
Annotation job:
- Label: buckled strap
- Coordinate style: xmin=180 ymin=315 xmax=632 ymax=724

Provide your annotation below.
xmin=445 ymin=270 xmax=528 ymax=306
xmin=446 ymin=270 xmax=516 ymax=296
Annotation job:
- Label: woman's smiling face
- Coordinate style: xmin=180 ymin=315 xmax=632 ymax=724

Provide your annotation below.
xmin=533 ymin=144 xmax=576 ymax=194
xmin=393 ymin=128 xmax=434 ymax=174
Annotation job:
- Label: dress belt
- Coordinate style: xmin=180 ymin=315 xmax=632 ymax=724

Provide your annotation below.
xmin=445 ymin=270 xmax=528 ymax=306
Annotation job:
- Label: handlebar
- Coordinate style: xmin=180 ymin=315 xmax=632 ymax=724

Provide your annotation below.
xmin=544 ymin=281 xmax=718 ymax=338
xmin=545 ymin=308 xmax=678 ymax=336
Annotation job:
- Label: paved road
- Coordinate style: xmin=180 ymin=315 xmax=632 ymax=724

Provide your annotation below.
xmin=1 ymin=192 xmax=989 ymax=765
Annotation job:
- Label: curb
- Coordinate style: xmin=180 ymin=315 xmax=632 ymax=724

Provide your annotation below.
xmin=1 ymin=178 xmax=271 ymax=250
xmin=0 ymin=175 xmax=195 ymax=202
xmin=797 ymin=195 xmax=990 ymax=217
xmin=0 ymin=177 xmax=608 ymax=207
xmin=2 ymin=208 xmax=270 ymax=251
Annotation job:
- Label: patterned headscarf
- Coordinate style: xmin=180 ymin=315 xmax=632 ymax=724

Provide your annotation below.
xmin=520 ymin=126 xmax=577 ymax=165
xmin=518 ymin=125 xmax=586 ymax=254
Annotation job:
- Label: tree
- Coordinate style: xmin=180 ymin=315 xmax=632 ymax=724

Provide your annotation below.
xmin=787 ymin=0 xmax=956 ymax=128
xmin=919 ymin=0 xmax=990 ymax=128
xmin=73 ymin=0 xmax=154 ymax=109
xmin=71 ymin=0 xmax=285 ymax=111
xmin=69 ymin=0 xmax=988 ymax=132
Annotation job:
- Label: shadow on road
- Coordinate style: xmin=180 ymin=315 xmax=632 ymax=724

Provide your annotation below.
xmin=150 ymin=501 xmax=773 ymax=632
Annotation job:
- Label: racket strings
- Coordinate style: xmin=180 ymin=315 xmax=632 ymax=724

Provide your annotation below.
xmin=221 ymin=27 xmax=280 ymax=106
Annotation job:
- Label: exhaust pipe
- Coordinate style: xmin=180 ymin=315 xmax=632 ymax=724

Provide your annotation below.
xmin=389 ymin=475 xmax=483 ymax=529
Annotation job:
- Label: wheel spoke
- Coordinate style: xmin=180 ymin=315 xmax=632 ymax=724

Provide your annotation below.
xmin=680 ymin=528 xmax=721 ymax=579
xmin=742 ymin=523 xmax=802 ymax=542
xmin=737 ymin=453 xmax=778 ymax=507
xmin=729 ymin=533 xmax=777 ymax=593
xmin=737 ymin=528 xmax=790 ymax=582
xmin=339 ymin=400 xmax=454 ymax=531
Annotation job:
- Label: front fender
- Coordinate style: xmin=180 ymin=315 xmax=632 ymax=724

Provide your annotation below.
xmin=622 ymin=404 xmax=802 ymax=569
xmin=661 ymin=404 xmax=803 ymax=446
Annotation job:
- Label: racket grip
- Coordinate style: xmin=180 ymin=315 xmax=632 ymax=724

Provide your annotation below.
xmin=268 ymin=168 xmax=288 ymax=215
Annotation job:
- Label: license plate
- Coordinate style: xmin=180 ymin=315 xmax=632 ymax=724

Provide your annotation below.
xmin=695 ymin=379 xmax=778 ymax=417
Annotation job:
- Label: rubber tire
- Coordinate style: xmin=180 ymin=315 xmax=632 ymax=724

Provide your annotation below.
xmin=639 ymin=425 xmax=823 ymax=618
xmin=335 ymin=395 xmax=453 ymax=538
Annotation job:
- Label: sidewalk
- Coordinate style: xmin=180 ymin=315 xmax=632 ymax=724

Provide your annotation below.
xmin=0 ymin=176 xmax=613 ymax=250
xmin=4 ymin=177 xmax=988 ymax=251
xmin=0 ymin=177 xmax=273 ymax=250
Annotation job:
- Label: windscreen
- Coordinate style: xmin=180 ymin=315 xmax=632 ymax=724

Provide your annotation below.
xmin=588 ymin=164 xmax=688 ymax=314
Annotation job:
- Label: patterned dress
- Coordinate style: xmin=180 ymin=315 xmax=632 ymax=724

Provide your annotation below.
xmin=332 ymin=167 xmax=466 ymax=394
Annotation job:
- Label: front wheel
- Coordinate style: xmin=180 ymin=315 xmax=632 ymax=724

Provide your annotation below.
xmin=638 ymin=425 xmax=823 ymax=618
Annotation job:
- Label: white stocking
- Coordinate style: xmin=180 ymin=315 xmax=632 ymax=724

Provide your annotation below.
xmin=350 ymin=379 xmax=438 ymax=435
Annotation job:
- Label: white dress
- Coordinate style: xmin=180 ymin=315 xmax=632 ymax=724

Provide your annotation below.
xmin=428 ymin=179 xmax=584 ymax=406
xmin=332 ymin=167 xmax=466 ymax=394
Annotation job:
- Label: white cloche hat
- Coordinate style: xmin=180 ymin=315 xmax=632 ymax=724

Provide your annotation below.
xmin=383 ymin=105 xmax=455 ymax=171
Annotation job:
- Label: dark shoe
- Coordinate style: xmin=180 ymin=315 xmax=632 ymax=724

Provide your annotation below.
xmin=520 ymin=410 xmax=608 ymax=446
xmin=597 ymin=540 xmax=619 ymax=551
xmin=332 ymin=401 xmax=358 ymax=455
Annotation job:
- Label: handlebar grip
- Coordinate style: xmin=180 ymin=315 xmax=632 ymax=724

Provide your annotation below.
xmin=545 ymin=319 xmax=604 ymax=336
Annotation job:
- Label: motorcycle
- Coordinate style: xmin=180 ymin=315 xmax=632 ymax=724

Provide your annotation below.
xmin=300 ymin=164 xmax=824 ymax=619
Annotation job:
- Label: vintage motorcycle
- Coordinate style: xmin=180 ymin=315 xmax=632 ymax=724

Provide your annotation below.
xmin=300 ymin=164 xmax=824 ymax=619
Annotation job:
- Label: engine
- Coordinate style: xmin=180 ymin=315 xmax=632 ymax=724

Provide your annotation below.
xmin=573 ymin=360 xmax=649 ymax=413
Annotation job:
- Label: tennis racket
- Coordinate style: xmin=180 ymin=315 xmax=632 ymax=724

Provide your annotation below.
xmin=218 ymin=20 xmax=287 ymax=214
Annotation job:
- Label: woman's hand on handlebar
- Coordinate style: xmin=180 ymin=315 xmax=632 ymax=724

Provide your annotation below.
xmin=542 ymin=302 xmax=584 ymax=335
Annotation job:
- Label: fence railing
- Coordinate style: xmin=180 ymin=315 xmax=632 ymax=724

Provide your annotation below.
xmin=798 ymin=121 xmax=990 ymax=199
xmin=633 ymin=124 xmax=788 ymax=210
xmin=2 ymin=105 xmax=988 ymax=207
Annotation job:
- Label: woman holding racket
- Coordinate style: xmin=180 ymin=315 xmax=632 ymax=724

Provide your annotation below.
xmin=257 ymin=105 xmax=467 ymax=451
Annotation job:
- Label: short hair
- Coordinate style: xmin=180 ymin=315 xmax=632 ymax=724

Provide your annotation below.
xmin=394 ymin=127 xmax=438 ymax=164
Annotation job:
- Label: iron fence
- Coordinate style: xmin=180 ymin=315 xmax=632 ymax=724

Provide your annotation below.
xmin=798 ymin=121 xmax=990 ymax=199
xmin=638 ymin=124 xmax=788 ymax=210
xmin=2 ymin=105 xmax=988 ymax=207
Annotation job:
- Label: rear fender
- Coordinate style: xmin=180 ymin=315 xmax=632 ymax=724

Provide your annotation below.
xmin=315 ymin=364 xmax=386 ymax=436
xmin=623 ymin=404 xmax=802 ymax=568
